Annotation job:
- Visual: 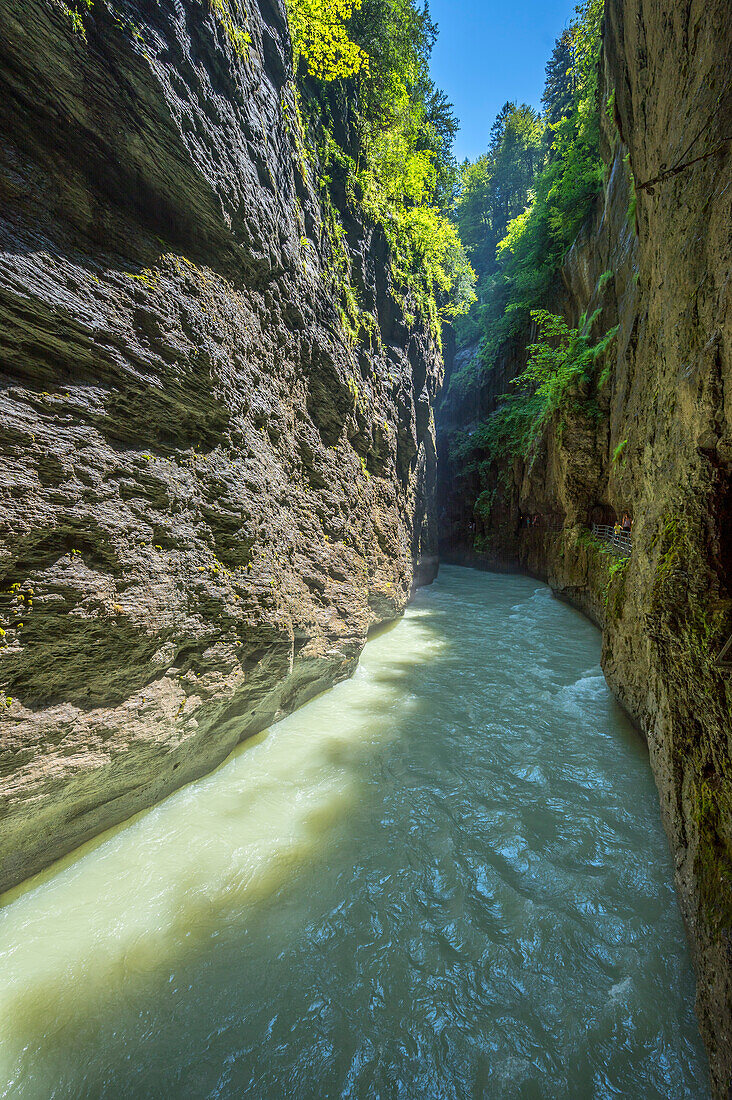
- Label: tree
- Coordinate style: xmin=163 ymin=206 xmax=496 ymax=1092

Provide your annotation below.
xmin=542 ymin=30 xmax=575 ymax=134
xmin=286 ymin=0 xmax=476 ymax=333
xmin=453 ymin=103 xmax=542 ymax=310
xmin=286 ymin=0 xmax=368 ymax=81
xmin=447 ymin=0 xmax=605 ymax=431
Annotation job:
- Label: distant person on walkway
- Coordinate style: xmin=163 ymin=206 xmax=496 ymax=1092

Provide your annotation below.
xmin=622 ymin=513 xmax=632 ymax=533
xmin=614 ymin=519 xmax=622 ymax=536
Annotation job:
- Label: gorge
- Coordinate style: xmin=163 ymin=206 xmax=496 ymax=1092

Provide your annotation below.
xmin=0 ymin=0 xmax=730 ymax=1096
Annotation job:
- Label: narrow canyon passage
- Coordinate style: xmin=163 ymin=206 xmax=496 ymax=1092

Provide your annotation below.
xmin=0 ymin=567 xmax=707 ymax=1099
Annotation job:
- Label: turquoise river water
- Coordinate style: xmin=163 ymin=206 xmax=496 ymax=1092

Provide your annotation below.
xmin=0 ymin=566 xmax=709 ymax=1098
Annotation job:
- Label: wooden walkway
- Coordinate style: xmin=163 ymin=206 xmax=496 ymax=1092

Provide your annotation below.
xmin=592 ymin=523 xmax=632 ymax=557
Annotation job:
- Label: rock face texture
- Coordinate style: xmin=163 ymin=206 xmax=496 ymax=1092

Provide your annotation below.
xmin=438 ymin=1 xmax=732 ymax=1093
xmin=0 ymin=0 xmax=441 ymax=893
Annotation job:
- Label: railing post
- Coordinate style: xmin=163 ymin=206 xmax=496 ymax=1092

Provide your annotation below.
xmin=591 ymin=522 xmax=631 ymax=558
xmin=715 ymin=634 xmax=732 ymax=670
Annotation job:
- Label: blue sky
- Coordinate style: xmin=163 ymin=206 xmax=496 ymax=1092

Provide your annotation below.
xmin=428 ymin=0 xmax=578 ymax=162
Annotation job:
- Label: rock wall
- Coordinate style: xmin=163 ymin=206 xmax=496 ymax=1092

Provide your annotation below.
xmin=0 ymin=0 xmax=441 ymax=893
xmin=438 ymin=1 xmax=732 ymax=1093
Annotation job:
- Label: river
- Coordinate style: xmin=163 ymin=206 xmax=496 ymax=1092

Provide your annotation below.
xmin=0 ymin=566 xmax=708 ymax=1098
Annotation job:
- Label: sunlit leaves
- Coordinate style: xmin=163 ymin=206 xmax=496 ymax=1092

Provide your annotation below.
xmin=286 ymin=0 xmax=368 ymax=81
xmin=285 ymin=0 xmax=475 ymax=331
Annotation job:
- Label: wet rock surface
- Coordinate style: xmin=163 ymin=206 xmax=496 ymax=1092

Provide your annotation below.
xmin=438 ymin=1 xmax=732 ymax=1093
xmin=0 ymin=0 xmax=440 ymax=891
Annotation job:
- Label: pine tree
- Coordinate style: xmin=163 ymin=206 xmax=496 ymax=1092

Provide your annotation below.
xmin=542 ymin=30 xmax=575 ymax=132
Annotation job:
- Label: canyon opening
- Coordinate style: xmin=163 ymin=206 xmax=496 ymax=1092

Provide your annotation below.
xmin=0 ymin=0 xmax=730 ymax=1097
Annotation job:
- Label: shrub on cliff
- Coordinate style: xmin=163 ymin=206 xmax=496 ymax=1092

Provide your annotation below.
xmin=287 ymin=0 xmax=368 ymax=80
xmin=285 ymin=0 xmax=475 ymax=336
xmin=469 ymin=310 xmax=618 ymax=466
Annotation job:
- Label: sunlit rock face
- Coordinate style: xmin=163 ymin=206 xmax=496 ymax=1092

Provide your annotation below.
xmin=0 ymin=0 xmax=441 ymax=893
xmin=437 ymin=1 xmax=732 ymax=1093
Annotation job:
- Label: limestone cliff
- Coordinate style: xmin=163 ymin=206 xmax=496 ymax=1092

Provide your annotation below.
xmin=438 ymin=0 xmax=732 ymax=1093
xmin=0 ymin=0 xmax=441 ymax=892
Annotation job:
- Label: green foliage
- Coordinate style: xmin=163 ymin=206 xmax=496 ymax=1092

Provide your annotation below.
xmin=442 ymin=0 xmax=612 ymax=552
xmin=351 ymin=0 xmax=475 ymax=328
xmin=542 ymin=30 xmax=575 ymax=131
xmin=454 ymin=103 xmax=543 ymax=281
xmin=596 ymin=322 xmax=619 ymax=388
xmin=386 ymin=205 xmax=475 ymax=326
xmin=351 ymin=0 xmax=461 ymax=203
xmin=457 ymin=309 xmax=617 ymax=472
xmin=612 ymin=437 xmax=628 ymax=465
xmin=450 ymin=390 xmax=546 ymax=472
xmin=286 ymin=0 xmax=367 ymax=80
xmin=449 ymin=0 xmax=604 ymax=397
xmin=207 ymin=0 xmax=252 ymax=57
xmin=694 ymin=771 xmax=732 ymax=933
xmin=604 ymin=554 xmax=629 ymax=617
xmin=474 ymin=490 xmax=494 ymax=520
xmin=576 ymin=528 xmax=607 ymax=554
xmin=287 ymin=0 xmax=475 ymax=338
xmin=512 ymin=308 xmax=600 ymax=408
xmin=54 ymin=0 xmax=92 ymax=38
